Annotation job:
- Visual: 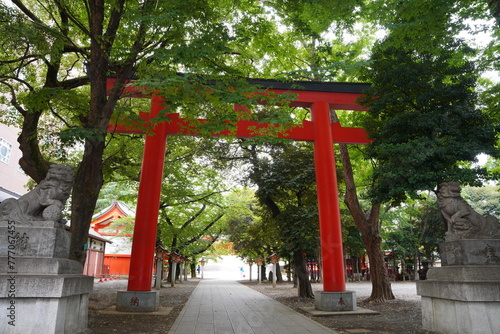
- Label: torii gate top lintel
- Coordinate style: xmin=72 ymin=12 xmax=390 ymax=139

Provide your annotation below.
xmin=106 ymin=77 xmax=371 ymax=144
xmin=107 ymin=77 xmax=370 ymax=109
xmin=110 ymin=76 xmax=371 ymax=295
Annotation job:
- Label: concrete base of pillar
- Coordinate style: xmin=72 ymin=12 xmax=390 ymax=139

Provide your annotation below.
xmin=116 ymin=290 xmax=160 ymax=312
xmin=314 ymin=291 xmax=357 ymax=311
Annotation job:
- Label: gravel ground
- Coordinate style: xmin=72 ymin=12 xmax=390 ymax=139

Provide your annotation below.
xmin=88 ymin=278 xmax=431 ymax=334
xmin=243 ymin=280 xmax=429 ymax=334
xmin=88 ymin=278 xmax=199 ymax=334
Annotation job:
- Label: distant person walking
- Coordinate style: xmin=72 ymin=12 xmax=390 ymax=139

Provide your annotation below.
xmin=239 ymin=267 xmax=245 ymax=278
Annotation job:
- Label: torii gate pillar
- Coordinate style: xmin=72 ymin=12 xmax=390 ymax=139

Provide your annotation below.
xmin=312 ymin=101 xmax=356 ymax=311
xmin=116 ymin=95 xmax=167 ymax=312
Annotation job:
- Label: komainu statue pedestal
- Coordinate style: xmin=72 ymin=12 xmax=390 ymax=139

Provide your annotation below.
xmin=416 ymin=239 xmax=500 ymax=334
xmin=417 ymin=182 xmax=500 ymax=334
xmin=0 ymin=220 xmax=93 ymax=334
xmin=0 ymin=164 xmax=93 ymax=333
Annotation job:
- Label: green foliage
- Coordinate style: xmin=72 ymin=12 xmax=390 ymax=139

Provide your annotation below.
xmin=155 ymin=136 xmax=228 ymax=257
xmin=249 ymin=143 xmax=320 ymax=257
xmin=461 ymin=184 xmax=500 ymax=218
xmin=94 ymin=182 xmax=139 ymax=214
xmin=360 ymin=36 xmax=498 ymax=203
xmin=3 ymin=0 xmax=500 ymax=268
xmin=379 ymin=195 xmax=444 ymax=262
xmin=342 ymin=215 xmax=366 ymax=257
xmin=223 ymin=187 xmax=270 ymax=259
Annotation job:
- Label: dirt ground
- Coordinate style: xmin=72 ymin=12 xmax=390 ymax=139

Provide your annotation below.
xmin=88 ymin=279 xmax=199 ymax=334
xmin=88 ymin=278 xmax=435 ymax=334
xmin=244 ymin=281 xmax=434 ymax=334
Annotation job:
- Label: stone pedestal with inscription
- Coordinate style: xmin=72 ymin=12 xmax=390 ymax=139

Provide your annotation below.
xmin=0 ymin=220 xmax=94 ymax=334
xmin=314 ymin=290 xmax=357 ymax=311
xmin=416 ymin=182 xmax=500 ymax=334
xmin=416 ymin=240 xmax=500 ymax=334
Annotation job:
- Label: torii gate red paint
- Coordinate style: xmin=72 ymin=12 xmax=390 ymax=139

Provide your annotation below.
xmin=106 ymin=77 xmax=370 ymax=292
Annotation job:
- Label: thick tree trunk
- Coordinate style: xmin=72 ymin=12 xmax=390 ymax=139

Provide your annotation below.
xmin=69 ymin=0 xmax=123 ymax=264
xmin=191 ymin=261 xmax=197 ymax=278
xmin=69 ymin=139 xmax=106 ymax=264
xmin=362 ymin=232 xmax=394 ymax=301
xmin=339 ymin=143 xmax=395 ymax=302
xmin=17 ymin=110 xmax=50 ymax=183
xmin=294 ymin=250 xmax=314 ymax=298
xmin=275 ymin=262 xmax=283 ymax=282
xmin=260 ymin=264 xmax=267 ymax=281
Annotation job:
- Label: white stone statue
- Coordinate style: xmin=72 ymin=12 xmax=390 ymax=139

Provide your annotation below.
xmin=438 ymin=181 xmax=500 ymax=240
xmin=0 ymin=163 xmax=74 ymax=224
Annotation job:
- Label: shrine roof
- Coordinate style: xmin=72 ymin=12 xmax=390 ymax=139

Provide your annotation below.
xmin=91 ymin=200 xmax=135 ymax=224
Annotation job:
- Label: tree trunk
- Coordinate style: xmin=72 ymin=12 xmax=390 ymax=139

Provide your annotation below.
xmin=260 ymin=264 xmax=267 ymax=281
xmin=339 ymin=143 xmax=395 ymax=302
xmin=17 ymin=110 xmax=50 ymax=183
xmin=70 ymin=139 xmax=106 ymax=264
xmin=68 ymin=0 xmax=133 ymax=264
xmin=167 ymin=259 xmax=173 ymax=283
xmin=287 ymin=259 xmax=292 ymax=282
xmin=275 ymin=262 xmax=283 ymax=282
xmin=191 ymin=261 xmax=197 ymax=278
xmin=294 ymin=250 xmax=314 ymax=298
xmin=363 ymin=233 xmax=394 ymax=301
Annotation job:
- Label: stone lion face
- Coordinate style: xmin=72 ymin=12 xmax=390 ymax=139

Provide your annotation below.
xmin=39 ymin=178 xmax=71 ymax=202
xmin=439 ymin=182 xmax=461 ymax=198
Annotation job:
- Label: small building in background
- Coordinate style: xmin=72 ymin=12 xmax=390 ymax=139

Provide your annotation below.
xmin=84 ymin=230 xmax=112 ymax=277
xmin=89 ymin=200 xmax=135 ymax=276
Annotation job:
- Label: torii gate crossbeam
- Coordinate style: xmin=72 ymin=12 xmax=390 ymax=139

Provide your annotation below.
xmin=108 ymin=78 xmax=370 ymax=311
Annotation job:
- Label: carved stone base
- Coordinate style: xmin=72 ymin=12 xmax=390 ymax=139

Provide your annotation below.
xmin=0 ymin=220 xmax=71 ymax=258
xmin=0 ymin=274 xmax=93 ymax=334
xmin=417 ymin=239 xmax=500 ymax=334
xmin=418 ymin=286 xmax=500 ymax=334
xmin=439 ymin=239 xmax=500 ymax=266
xmin=0 ymin=221 xmax=94 ymax=333
xmin=314 ymin=291 xmax=357 ymax=311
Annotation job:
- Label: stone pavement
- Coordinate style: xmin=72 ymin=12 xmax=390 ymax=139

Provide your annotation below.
xmin=168 ymin=279 xmax=337 ymax=334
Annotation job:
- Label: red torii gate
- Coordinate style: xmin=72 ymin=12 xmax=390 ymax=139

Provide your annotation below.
xmin=109 ymin=77 xmax=370 ymax=312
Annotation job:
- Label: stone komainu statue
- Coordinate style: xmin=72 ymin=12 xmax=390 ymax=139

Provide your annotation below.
xmin=438 ymin=181 xmax=500 ymax=240
xmin=0 ymin=164 xmax=74 ymax=224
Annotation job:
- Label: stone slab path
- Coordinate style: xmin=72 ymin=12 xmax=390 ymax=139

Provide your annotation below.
xmin=168 ymin=279 xmax=337 ymax=334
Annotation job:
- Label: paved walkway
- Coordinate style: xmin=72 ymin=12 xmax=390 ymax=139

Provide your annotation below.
xmin=168 ymin=279 xmax=337 ymax=334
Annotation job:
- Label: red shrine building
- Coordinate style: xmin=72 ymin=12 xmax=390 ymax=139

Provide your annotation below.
xmin=87 ymin=200 xmax=135 ymax=276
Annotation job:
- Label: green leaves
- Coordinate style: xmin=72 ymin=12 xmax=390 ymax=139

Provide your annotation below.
xmin=361 ymin=34 xmax=497 ymax=203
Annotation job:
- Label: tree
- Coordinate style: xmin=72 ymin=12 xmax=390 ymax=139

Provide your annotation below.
xmin=410 ymin=196 xmax=445 ymax=266
xmin=223 ymin=188 xmax=271 ymax=257
xmin=339 ymin=143 xmax=395 ymax=301
xmin=339 ymin=0 xmax=498 ymax=299
xmin=461 ymin=184 xmax=500 ymax=217
xmin=0 ymin=0 xmax=277 ymax=264
xmin=243 ymin=142 xmax=318 ymax=298
xmin=360 ymin=37 xmax=497 ymax=204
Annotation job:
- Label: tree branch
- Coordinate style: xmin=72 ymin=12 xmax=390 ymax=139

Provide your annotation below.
xmin=178 ymin=214 xmax=225 ymax=249
xmin=180 ymin=204 xmax=206 ymax=229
